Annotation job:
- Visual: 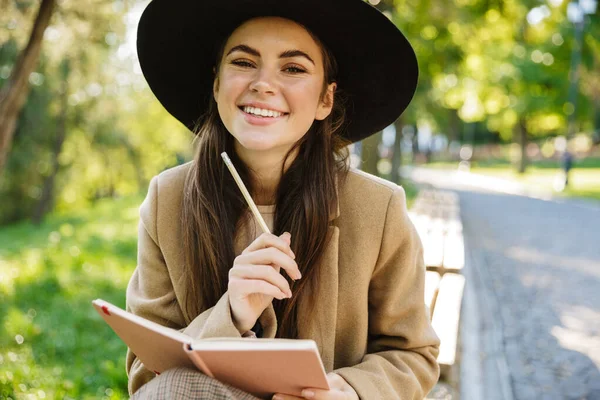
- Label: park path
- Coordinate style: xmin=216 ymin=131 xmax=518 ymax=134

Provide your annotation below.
xmin=406 ymin=167 xmax=600 ymax=400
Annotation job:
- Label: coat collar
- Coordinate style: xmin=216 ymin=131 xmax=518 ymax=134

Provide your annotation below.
xmin=301 ymin=171 xmax=341 ymax=370
xmin=328 ymin=172 xmax=342 ymax=222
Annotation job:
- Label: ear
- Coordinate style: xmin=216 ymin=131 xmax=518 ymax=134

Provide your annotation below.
xmin=315 ymin=82 xmax=336 ymax=121
xmin=213 ymin=68 xmax=219 ymax=100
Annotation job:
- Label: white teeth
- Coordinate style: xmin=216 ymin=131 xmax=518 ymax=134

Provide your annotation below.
xmin=242 ymin=106 xmax=283 ymax=118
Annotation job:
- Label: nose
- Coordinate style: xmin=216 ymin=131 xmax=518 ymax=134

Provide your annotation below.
xmin=249 ymin=68 xmax=276 ymax=95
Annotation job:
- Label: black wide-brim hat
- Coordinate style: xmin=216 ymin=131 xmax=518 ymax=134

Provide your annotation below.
xmin=137 ymin=0 xmax=418 ymax=143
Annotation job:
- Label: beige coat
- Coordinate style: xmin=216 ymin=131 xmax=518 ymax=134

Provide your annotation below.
xmin=126 ymin=162 xmax=440 ymax=399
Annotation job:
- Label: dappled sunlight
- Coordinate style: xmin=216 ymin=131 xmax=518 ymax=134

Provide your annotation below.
xmin=0 ymin=301 xmax=128 ymax=399
xmin=0 ymin=249 xmax=45 ymax=296
xmin=0 ymin=195 xmax=143 ymax=398
xmin=0 ymin=224 xmax=137 ymax=299
xmin=456 ymin=188 xmax=600 ymax=398
xmin=0 ymin=272 xmax=129 ymax=399
xmin=1 ymin=0 xmax=599 ymax=396
xmin=552 ymin=306 xmax=600 ymax=366
xmin=505 ymin=245 xmax=600 ymax=279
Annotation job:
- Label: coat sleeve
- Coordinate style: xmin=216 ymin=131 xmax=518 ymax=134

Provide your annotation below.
xmin=334 ymin=186 xmax=440 ymax=400
xmin=125 ymin=175 xmax=277 ymax=395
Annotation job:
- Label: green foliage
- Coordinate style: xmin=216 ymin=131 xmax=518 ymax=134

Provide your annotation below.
xmin=2 ymin=0 xmax=599 ymax=223
xmin=383 ymin=0 xmax=599 ymax=143
xmin=0 ymin=51 xmax=56 ymax=223
xmin=0 ymin=194 xmax=143 ymax=399
xmin=0 ymin=0 xmax=192 ymax=225
xmin=401 ymin=180 xmax=419 ymax=208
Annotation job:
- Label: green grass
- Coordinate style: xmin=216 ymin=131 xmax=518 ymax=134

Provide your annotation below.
xmin=0 ymin=195 xmax=143 ymax=400
xmin=471 ymin=167 xmax=600 ymax=201
xmin=422 ymin=158 xmax=600 ymax=202
xmin=400 ymin=180 xmax=419 ymax=208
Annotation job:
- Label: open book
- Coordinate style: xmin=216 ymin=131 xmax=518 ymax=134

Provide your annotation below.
xmin=92 ymin=299 xmax=329 ymax=398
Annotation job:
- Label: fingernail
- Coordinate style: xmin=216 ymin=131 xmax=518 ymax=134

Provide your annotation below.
xmin=302 ymin=390 xmax=314 ymax=398
xmin=272 ymin=395 xmax=283 ymax=400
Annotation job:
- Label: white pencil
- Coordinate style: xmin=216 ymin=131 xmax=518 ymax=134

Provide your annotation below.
xmin=221 ymin=152 xmax=271 ymax=234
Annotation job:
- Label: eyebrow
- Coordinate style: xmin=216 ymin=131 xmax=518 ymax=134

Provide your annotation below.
xmin=226 ymin=44 xmax=315 ymax=66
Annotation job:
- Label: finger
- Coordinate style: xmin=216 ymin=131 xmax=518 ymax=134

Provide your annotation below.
xmin=301 ymin=388 xmax=344 ymax=399
xmin=228 ymin=278 xmax=288 ymax=300
xmin=242 ymin=232 xmax=295 ymax=259
xmin=247 ymin=232 xmax=295 ymax=259
xmin=325 ymin=373 xmax=346 ymax=389
xmin=281 ymin=231 xmax=291 ymax=245
xmin=296 ymin=373 xmax=348 ymax=400
xmin=272 ymin=394 xmax=305 ymax=400
xmin=237 ymin=247 xmax=301 ymax=280
xmin=229 ymin=265 xmax=293 ymax=297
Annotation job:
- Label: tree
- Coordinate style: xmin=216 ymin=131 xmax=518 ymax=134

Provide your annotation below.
xmin=361 ymin=131 xmax=383 ymax=176
xmin=390 ymin=116 xmax=405 ymax=184
xmin=380 ymin=0 xmax=599 ymax=173
xmin=0 ymin=0 xmax=55 ymax=175
xmin=32 ymin=58 xmax=70 ymax=224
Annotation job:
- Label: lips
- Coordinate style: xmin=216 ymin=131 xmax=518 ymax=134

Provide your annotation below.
xmin=238 ymin=106 xmax=289 ymax=119
xmin=238 ymin=106 xmax=287 ymax=126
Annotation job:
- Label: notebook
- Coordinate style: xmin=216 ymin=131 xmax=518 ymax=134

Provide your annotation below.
xmin=92 ymin=299 xmax=329 ymax=398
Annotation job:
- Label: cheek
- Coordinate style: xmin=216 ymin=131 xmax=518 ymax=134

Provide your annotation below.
xmin=286 ymin=90 xmax=324 ymax=139
xmin=216 ymin=74 xmax=246 ymax=104
xmin=289 ymin=82 xmax=323 ymax=116
xmin=216 ymin=78 xmax=245 ymax=125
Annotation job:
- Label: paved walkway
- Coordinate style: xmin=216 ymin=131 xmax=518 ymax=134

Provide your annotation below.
xmin=406 ymin=167 xmax=600 ymax=400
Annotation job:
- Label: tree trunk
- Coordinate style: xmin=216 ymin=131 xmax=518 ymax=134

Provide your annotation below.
xmin=121 ymin=136 xmax=146 ymax=192
xmin=517 ymin=118 xmax=528 ymax=174
xmin=0 ymin=0 xmax=56 ymax=175
xmin=411 ymin=127 xmax=419 ymax=163
xmin=32 ymin=59 xmax=69 ymax=225
xmin=590 ymin=100 xmax=599 ymax=147
xmin=592 ymin=57 xmax=600 ymax=147
xmin=448 ymin=109 xmax=460 ymax=143
xmin=361 ymin=131 xmax=382 ymax=176
xmin=390 ymin=117 xmax=404 ymax=184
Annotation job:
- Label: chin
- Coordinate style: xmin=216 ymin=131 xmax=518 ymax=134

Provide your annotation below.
xmin=235 ymin=135 xmax=281 ymax=152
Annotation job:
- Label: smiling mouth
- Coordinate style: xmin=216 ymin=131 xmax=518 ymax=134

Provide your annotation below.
xmin=238 ymin=106 xmax=289 ymax=118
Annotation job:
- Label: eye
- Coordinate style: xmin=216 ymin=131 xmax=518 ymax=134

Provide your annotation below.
xmin=284 ymin=65 xmax=307 ymax=74
xmin=231 ymin=60 xmax=255 ymax=68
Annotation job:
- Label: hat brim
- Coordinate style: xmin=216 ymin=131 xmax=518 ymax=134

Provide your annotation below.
xmin=137 ymin=0 xmax=418 ymax=143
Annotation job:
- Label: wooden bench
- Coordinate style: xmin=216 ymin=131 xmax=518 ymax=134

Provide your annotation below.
xmin=409 ymin=189 xmax=465 ymax=384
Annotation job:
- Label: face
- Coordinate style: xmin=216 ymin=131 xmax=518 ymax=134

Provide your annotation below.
xmin=213 ymin=17 xmax=336 ymax=161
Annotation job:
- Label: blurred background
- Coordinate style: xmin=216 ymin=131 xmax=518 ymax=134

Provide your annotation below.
xmin=0 ymin=0 xmax=598 ymax=399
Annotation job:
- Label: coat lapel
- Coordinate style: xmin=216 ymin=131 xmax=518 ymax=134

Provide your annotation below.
xmin=298 ymin=225 xmax=339 ymax=372
xmin=297 ymin=175 xmax=341 ymax=371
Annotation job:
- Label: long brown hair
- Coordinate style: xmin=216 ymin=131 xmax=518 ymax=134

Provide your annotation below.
xmin=181 ymin=21 xmax=350 ymax=338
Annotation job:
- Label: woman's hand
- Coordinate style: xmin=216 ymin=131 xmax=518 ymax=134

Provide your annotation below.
xmin=272 ymin=373 xmax=359 ymax=400
xmin=229 ymin=232 xmax=301 ymax=333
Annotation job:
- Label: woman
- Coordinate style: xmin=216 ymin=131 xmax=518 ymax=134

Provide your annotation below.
xmin=127 ymin=0 xmax=440 ymax=399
